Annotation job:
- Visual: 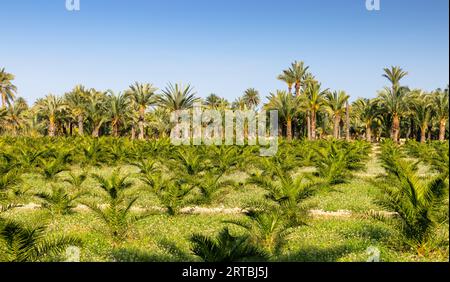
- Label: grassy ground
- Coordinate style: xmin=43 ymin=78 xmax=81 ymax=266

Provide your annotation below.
xmin=2 ymin=145 xmax=449 ymax=262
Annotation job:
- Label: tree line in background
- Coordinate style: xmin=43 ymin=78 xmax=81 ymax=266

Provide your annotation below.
xmin=0 ymin=64 xmax=448 ymax=143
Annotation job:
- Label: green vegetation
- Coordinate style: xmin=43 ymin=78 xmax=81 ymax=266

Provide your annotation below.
xmin=0 ymin=63 xmax=448 ymax=262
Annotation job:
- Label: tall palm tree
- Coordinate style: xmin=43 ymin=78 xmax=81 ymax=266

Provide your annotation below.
xmin=432 ymin=88 xmax=449 ymax=141
xmin=377 ymin=86 xmax=409 ymax=142
xmin=323 ymin=91 xmax=349 ymax=139
xmin=65 ymin=85 xmax=88 ymax=136
xmin=86 ymin=89 xmax=108 ymax=138
xmin=409 ymin=90 xmax=433 ymax=143
xmin=108 ymin=91 xmax=129 ymax=137
xmin=126 ymin=82 xmax=158 ymax=140
xmin=0 ymin=68 xmax=17 ymax=108
xmin=265 ymin=90 xmax=300 ymax=141
xmin=34 ymin=94 xmax=66 ymax=137
xmin=287 ymin=61 xmax=309 ymax=96
xmin=352 ymin=98 xmax=381 ymax=142
xmin=232 ymin=97 xmax=247 ymax=111
xmin=159 ymin=83 xmax=199 ymax=111
xmin=2 ymin=98 xmax=28 ymax=136
xmin=381 ymin=66 xmax=408 ymax=142
xmin=242 ymin=88 xmax=260 ymax=110
xmin=204 ymin=93 xmax=222 ymax=109
xmin=302 ymin=81 xmax=327 ymax=140
xmin=277 ymin=72 xmax=296 ymax=94
xmin=383 ymin=66 xmax=408 ymax=93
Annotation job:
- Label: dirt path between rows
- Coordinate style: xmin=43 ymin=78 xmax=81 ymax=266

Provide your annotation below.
xmin=7 ymin=203 xmax=396 ymax=218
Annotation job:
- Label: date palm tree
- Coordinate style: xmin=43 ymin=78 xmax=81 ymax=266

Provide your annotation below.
xmin=126 ymin=82 xmax=158 ymax=140
xmin=86 ymin=89 xmax=108 ymax=138
xmin=65 ymin=85 xmax=88 ymax=136
xmin=34 ymin=94 xmax=66 ymax=137
xmin=2 ymin=98 xmax=28 ymax=136
xmin=323 ymin=91 xmax=349 ymax=139
xmin=352 ymin=98 xmax=381 ymax=142
xmin=409 ymin=90 xmax=433 ymax=143
xmin=0 ymin=68 xmax=17 ymax=108
xmin=277 ymin=72 xmax=296 ymax=94
xmin=377 ymin=86 xmax=409 ymax=142
xmin=108 ymin=91 xmax=129 ymax=137
xmin=432 ymin=87 xmax=449 ymax=141
xmin=287 ymin=61 xmax=309 ymax=96
xmin=204 ymin=93 xmax=222 ymax=109
xmin=380 ymin=66 xmax=409 ymax=142
xmin=303 ymin=81 xmax=327 ymax=140
xmin=159 ymin=83 xmax=199 ymax=111
xmin=265 ymin=90 xmax=301 ymax=141
xmin=242 ymin=88 xmax=261 ymax=110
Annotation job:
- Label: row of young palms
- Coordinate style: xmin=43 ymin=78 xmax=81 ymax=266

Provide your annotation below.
xmin=1 ymin=64 xmax=448 ymax=142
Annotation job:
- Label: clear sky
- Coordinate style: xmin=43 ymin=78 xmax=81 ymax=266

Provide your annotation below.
xmin=1 ymin=0 xmax=448 ymax=104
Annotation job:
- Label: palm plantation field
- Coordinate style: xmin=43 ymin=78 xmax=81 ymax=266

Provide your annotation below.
xmin=0 ymin=63 xmax=449 ymax=262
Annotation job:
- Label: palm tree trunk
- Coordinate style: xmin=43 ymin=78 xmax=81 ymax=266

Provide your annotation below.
xmin=311 ymin=110 xmax=316 ymax=140
xmin=420 ymin=124 xmax=427 ymax=143
xmin=48 ymin=116 xmax=55 ymax=137
xmin=307 ymin=111 xmax=311 ymax=140
xmin=92 ymin=124 xmax=101 ymax=138
xmin=77 ymin=115 xmax=84 ymax=136
xmin=113 ymin=122 xmax=119 ymax=137
xmin=439 ymin=119 xmax=446 ymax=141
xmin=131 ymin=125 xmax=136 ymax=140
xmin=333 ymin=115 xmax=340 ymax=139
xmin=393 ymin=114 xmax=400 ymax=143
xmin=345 ymin=101 xmax=350 ymax=141
xmin=286 ymin=117 xmax=292 ymax=141
xmin=138 ymin=106 xmax=145 ymax=140
xmin=1 ymin=93 xmax=6 ymax=108
xmin=366 ymin=124 xmax=372 ymax=142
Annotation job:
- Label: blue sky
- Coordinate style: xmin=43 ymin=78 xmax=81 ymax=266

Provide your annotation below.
xmin=1 ymin=0 xmax=448 ymax=104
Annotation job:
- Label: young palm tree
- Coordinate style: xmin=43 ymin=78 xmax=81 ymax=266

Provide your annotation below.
xmin=159 ymin=83 xmax=199 ymax=111
xmin=34 ymin=94 xmax=66 ymax=137
xmin=108 ymin=91 xmax=129 ymax=137
xmin=190 ymin=227 xmax=267 ymax=262
xmin=0 ymin=219 xmax=81 ymax=262
xmin=265 ymin=90 xmax=301 ymax=141
xmin=0 ymin=68 xmax=17 ymax=108
xmin=65 ymin=85 xmax=88 ymax=136
xmin=352 ymin=98 xmax=381 ymax=142
xmin=224 ymin=208 xmax=293 ymax=257
xmin=377 ymin=141 xmax=448 ymax=253
xmin=84 ymin=169 xmax=145 ymax=242
xmin=242 ymin=88 xmax=261 ymax=110
xmin=35 ymin=186 xmax=81 ymax=216
xmin=431 ymin=88 xmax=449 ymax=141
xmin=323 ymin=91 xmax=349 ymax=139
xmin=303 ymin=81 xmax=327 ymax=140
xmin=126 ymin=82 xmax=158 ymax=140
